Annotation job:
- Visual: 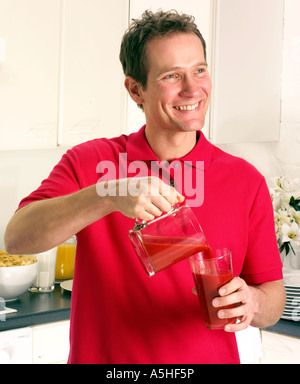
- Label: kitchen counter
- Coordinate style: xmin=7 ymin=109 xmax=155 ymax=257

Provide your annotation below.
xmin=1 ymin=283 xmax=299 ymax=339
xmin=0 ymin=284 xmax=71 ymax=332
xmin=265 ymin=318 xmax=300 ymax=339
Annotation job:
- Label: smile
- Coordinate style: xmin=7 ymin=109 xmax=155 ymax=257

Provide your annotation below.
xmin=174 ymin=102 xmax=199 ymax=111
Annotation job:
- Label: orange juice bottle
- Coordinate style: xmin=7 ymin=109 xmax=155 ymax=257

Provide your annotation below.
xmin=55 ymin=236 xmax=76 ymax=280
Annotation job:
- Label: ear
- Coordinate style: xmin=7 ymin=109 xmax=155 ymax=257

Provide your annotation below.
xmin=124 ymin=76 xmax=144 ymax=106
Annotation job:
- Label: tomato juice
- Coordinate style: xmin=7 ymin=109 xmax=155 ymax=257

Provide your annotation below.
xmin=140 ymin=235 xmax=213 ymax=273
xmin=193 ymin=268 xmax=237 ymax=329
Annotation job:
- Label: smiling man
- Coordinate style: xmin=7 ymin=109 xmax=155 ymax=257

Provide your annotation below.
xmin=5 ymin=10 xmax=285 ymax=364
xmin=125 ymin=32 xmax=211 ymax=161
xmin=121 ymin=27 xmax=211 ymax=208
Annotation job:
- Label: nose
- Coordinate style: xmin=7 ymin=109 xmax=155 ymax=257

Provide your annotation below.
xmin=179 ymin=75 xmax=200 ymax=98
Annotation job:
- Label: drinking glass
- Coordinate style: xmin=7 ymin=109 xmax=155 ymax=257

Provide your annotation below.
xmin=29 ymin=247 xmax=57 ymax=293
xmin=55 ymin=236 xmax=76 ymax=280
xmin=190 ymin=248 xmax=237 ymax=329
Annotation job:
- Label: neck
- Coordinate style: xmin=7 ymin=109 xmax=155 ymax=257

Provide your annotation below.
xmin=144 ymin=127 xmax=198 ymax=161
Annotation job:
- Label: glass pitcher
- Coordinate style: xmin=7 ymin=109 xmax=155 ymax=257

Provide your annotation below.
xmin=129 ymin=203 xmax=210 ymax=276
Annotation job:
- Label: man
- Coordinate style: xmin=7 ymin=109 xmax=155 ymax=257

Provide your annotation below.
xmin=5 ymin=10 xmax=285 ymax=364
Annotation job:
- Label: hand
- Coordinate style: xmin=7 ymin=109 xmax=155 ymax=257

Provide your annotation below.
xmin=211 ymin=277 xmax=258 ymax=332
xmin=98 ymin=176 xmax=184 ymax=221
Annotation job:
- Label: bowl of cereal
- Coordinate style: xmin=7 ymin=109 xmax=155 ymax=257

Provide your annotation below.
xmin=0 ymin=250 xmax=38 ymax=301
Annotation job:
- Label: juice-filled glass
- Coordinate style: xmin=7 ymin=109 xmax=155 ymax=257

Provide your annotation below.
xmin=129 ymin=203 xmax=210 ymax=276
xmin=55 ymin=236 xmax=77 ymax=280
xmin=189 ymin=248 xmax=237 ymax=329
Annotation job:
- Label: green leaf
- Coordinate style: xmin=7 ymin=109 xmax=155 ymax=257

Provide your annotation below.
xmin=279 ymin=242 xmax=290 ymax=256
xmin=290 ymin=243 xmax=296 ymax=255
xmin=289 ymin=196 xmax=300 ymax=211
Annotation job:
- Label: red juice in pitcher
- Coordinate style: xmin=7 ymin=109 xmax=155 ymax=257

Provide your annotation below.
xmin=129 ymin=204 xmax=210 ymax=276
xmin=141 ymin=235 xmax=213 ymax=273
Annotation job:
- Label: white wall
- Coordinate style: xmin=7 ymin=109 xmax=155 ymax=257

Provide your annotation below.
xmin=0 ymin=147 xmax=68 ymax=249
xmin=0 ymin=0 xmax=300 ymax=250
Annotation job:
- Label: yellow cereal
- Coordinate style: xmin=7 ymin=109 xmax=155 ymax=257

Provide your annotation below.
xmin=0 ymin=250 xmax=37 ymax=267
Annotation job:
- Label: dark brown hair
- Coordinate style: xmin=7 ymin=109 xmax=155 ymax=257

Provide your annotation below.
xmin=119 ymin=9 xmax=207 ymax=90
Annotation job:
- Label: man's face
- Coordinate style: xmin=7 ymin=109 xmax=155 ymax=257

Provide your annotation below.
xmin=140 ymin=32 xmax=212 ymax=134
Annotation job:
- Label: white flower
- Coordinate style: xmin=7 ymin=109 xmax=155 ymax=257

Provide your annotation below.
xmin=274 ymin=210 xmax=290 ymax=226
xmin=281 ymin=222 xmax=300 ymax=244
xmin=274 ymin=211 xmax=289 ymax=242
xmin=292 ymin=210 xmax=300 ymax=225
xmin=281 ymin=177 xmax=300 ymax=192
xmin=280 ymin=192 xmax=293 ymax=209
xmin=269 ymin=188 xmax=281 ymax=211
xmin=273 ymin=176 xmax=300 ymax=192
xmin=269 ymin=176 xmax=300 ymax=256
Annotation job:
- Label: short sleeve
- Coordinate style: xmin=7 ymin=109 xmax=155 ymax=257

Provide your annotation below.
xmin=240 ymin=178 xmax=283 ymax=285
xmin=18 ymin=148 xmax=82 ymax=209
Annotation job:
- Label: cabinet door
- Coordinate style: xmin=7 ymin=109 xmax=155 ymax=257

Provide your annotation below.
xmin=209 ymin=0 xmax=284 ymax=143
xmin=127 ymin=0 xmax=212 ymax=136
xmin=59 ymin=0 xmax=128 ymax=146
xmin=32 ymin=321 xmax=70 ymax=364
xmin=0 ymin=0 xmax=60 ymax=149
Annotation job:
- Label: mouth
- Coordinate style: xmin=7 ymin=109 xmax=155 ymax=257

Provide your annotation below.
xmin=174 ymin=102 xmax=200 ymax=111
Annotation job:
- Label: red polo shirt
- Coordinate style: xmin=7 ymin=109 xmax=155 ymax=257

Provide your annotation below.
xmin=19 ymin=127 xmax=282 ymax=364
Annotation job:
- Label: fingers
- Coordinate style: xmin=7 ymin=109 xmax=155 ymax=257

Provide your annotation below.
xmin=110 ymin=177 xmax=185 ymax=221
xmin=134 ymin=195 xmax=164 ymax=221
xmin=158 ymin=178 xmax=185 ymax=206
xmin=214 ymin=303 xmax=252 ymax=333
xmin=218 ymin=276 xmax=246 ymax=297
xmin=211 ymin=277 xmax=255 ymax=333
xmin=191 ymin=276 xmax=257 ymax=332
xmin=133 ymin=177 xmax=184 ymax=218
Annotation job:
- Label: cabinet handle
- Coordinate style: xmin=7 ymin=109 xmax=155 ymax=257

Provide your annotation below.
xmin=25 ymin=124 xmax=56 ymax=138
xmin=69 ymin=119 xmax=99 ymax=135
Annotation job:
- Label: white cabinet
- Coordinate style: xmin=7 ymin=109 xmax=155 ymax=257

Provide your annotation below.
xmin=32 ymin=320 xmax=70 ymax=364
xmin=0 ymin=0 xmax=287 ymax=149
xmin=209 ymin=0 xmax=284 ymax=143
xmin=0 ymin=327 xmax=32 ymax=364
xmin=128 ymin=0 xmax=284 ymax=144
xmin=0 ymin=0 xmax=128 ymax=150
xmin=0 ymin=0 xmax=61 ymax=150
xmin=0 ymin=321 xmax=70 ymax=364
xmin=1 ymin=322 xmax=299 ymax=364
xmin=59 ymin=0 xmax=128 ymax=146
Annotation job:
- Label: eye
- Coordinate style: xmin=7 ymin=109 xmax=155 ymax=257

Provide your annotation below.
xmin=162 ymin=72 xmax=180 ymax=82
xmin=195 ymin=68 xmax=205 ymax=74
xmin=162 ymin=73 xmax=179 ymax=81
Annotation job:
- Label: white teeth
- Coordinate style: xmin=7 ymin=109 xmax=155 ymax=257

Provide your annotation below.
xmin=175 ymin=102 xmax=199 ymax=111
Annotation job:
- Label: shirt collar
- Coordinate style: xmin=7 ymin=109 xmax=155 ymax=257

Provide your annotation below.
xmin=126 ymin=125 xmax=213 ymax=170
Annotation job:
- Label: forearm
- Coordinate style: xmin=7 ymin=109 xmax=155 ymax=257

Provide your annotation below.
xmin=5 ymin=177 xmax=183 ymax=255
xmin=249 ymin=280 xmax=286 ymax=328
xmin=5 ymin=185 xmax=112 ymax=254
xmin=213 ymin=277 xmax=286 ymax=332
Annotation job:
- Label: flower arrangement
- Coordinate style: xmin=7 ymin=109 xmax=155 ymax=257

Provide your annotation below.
xmin=270 ymin=177 xmax=300 ymax=257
